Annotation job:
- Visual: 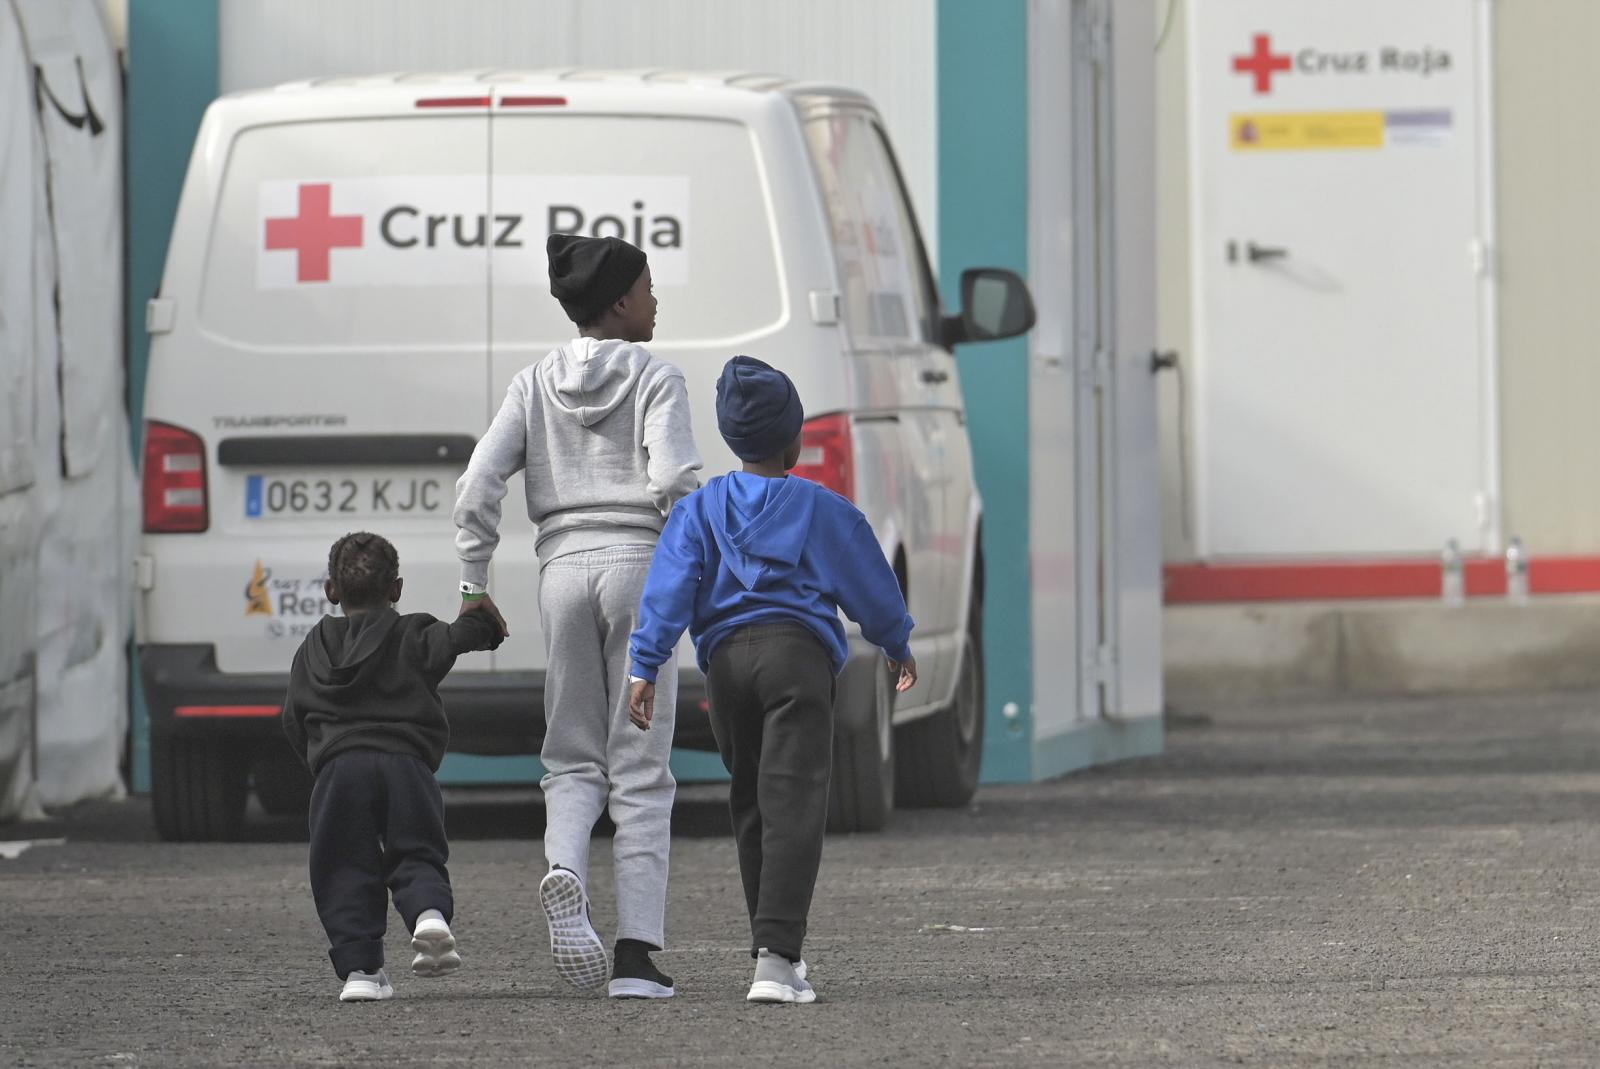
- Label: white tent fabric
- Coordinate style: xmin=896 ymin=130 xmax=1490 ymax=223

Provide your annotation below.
xmin=0 ymin=0 xmax=131 ymax=820
xmin=19 ymin=0 xmax=123 ymax=480
xmin=0 ymin=0 xmax=33 ymax=497
xmin=0 ymin=0 xmax=42 ymax=823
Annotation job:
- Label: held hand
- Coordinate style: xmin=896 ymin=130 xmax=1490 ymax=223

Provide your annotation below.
xmin=629 ymin=680 xmax=656 ymax=730
xmin=459 ymin=592 xmax=509 ymax=638
xmin=888 ymin=654 xmax=918 ymax=693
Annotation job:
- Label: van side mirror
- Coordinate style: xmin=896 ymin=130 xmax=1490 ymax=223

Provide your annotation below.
xmin=940 ymin=267 xmax=1036 ymax=348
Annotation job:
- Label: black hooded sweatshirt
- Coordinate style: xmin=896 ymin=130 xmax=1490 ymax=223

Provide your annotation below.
xmin=282 ymin=607 xmax=501 ymax=775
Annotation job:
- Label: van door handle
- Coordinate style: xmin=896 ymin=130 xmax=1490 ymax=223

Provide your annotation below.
xmin=920 ymin=369 xmax=950 ymax=384
xmin=216 ymin=434 xmax=477 ymax=467
xmin=1246 ymin=241 xmax=1288 ymax=263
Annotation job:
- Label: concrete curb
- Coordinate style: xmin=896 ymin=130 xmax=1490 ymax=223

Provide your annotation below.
xmin=1164 ymin=594 xmax=1600 ymax=706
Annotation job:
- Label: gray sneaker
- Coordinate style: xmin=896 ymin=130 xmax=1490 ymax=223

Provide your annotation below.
xmin=746 ymin=947 xmax=816 ymax=1004
xmin=793 ymin=960 xmax=813 ymax=1000
xmin=339 ymin=968 xmax=394 ymax=1002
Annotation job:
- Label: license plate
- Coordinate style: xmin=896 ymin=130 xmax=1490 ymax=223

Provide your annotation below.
xmin=244 ymin=473 xmax=448 ymax=519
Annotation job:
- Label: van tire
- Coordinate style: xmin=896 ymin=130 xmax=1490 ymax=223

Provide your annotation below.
xmin=827 ymin=658 xmax=894 ymax=834
xmin=152 ymin=737 xmax=248 ymax=841
xmin=894 ymin=620 xmax=984 ymax=808
xmin=252 ymin=752 xmax=314 ymax=818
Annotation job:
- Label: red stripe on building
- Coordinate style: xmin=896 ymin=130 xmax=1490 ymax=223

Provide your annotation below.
xmin=1164 ymin=556 xmax=1600 ymax=604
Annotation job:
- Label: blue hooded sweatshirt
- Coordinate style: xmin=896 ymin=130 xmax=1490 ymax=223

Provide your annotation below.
xmin=628 ymin=472 xmax=914 ymax=681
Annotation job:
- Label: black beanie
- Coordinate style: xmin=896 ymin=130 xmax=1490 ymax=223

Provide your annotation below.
xmin=547 ymin=234 xmax=648 ymax=325
xmin=716 ymin=355 xmax=804 ymax=462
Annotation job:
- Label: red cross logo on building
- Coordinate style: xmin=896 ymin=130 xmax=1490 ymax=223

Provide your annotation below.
xmin=1233 ymin=33 xmax=1292 ymax=94
xmin=264 ymin=182 xmax=363 ymax=283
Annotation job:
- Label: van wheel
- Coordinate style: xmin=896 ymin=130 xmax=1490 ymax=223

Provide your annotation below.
xmin=252 ymin=753 xmax=313 ymax=818
xmin=151 ymin=738 xmax=248 ymax=841
xmin=827 ymin=658 xmax=894 ymax=834
xmin=894 ymin=622 xmax=984 ymax=808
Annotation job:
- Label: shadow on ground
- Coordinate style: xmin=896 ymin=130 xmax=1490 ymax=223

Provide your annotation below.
xmin=4 ymin=782 xmax=737 ymax=845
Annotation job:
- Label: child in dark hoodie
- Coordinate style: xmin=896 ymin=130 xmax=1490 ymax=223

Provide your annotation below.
xmin=627 ymin=356 xmax=917 ymax=1005
xmin=452 ymin=234 xmax=701 ymax=999
xmin=282 ymin=532 xmax=502 ymax=1003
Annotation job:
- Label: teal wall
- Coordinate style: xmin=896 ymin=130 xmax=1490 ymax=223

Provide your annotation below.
xmin=126 ymin=0 xmax=219 ymax=792
xmin=438 ymin=749 xmax=730 ymax=787
xmin=937 ymin=0 xmax=1032 ymax=782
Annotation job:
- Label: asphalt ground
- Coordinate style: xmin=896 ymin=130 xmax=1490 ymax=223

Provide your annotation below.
xmin=4 ymin=690 xmax=1600 ymax=1067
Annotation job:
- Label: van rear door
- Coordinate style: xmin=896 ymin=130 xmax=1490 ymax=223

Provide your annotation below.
xmin=154 ymin=106 xmax=491 ymax=673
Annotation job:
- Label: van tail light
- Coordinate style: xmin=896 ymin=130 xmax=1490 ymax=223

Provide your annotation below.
xmin=143 ymin=421 xmax=209 ymax=533
xmin=792 ymin=413 xmax=855 ymax=502
xmin=499 ymin=96 xmax=567 ymax=107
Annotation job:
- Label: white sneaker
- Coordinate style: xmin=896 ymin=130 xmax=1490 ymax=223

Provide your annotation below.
xmin=539 ymin=867 xmax=608 ymax=992
xmin=746 ymin=948 xmax=816 ymax=1004
xmin=411 ymin=911 xmax=462 ymax=978
xmin=339 ymin=969 xmax=394 ymax=1002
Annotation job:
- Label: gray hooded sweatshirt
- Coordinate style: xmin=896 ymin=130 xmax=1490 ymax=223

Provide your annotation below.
xmin=454 ymin=338 xmax=703 ymax=582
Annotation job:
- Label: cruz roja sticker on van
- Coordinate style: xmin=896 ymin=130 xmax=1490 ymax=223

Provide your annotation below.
xmin=258 ymin=175 xmax=689 ymax=287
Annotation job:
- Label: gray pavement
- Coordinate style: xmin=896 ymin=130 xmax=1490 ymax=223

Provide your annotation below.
xmin=4 ymin=691 xmax=1600 ymax=1067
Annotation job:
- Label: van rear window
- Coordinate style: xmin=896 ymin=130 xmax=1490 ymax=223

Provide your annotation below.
xmin=200 ymin=115 xmax=783 ymax=348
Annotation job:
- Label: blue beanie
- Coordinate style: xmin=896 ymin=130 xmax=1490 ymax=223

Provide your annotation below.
xmin=716 ymin=356 xmax=804 ymax=462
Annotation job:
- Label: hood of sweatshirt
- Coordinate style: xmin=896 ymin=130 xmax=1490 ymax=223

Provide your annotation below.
xmin=303 ymin=607 xmax=399 ymax=693
xmin=705 ymin=472 xmax=817 ymax=591
xmin=535 ymin=337 xmax=651 ymax=427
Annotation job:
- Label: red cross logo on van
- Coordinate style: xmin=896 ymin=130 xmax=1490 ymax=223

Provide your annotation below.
xmin=264 ymin=183 xmax=363 ymax=282
xmin=1233 ymin=33 xmax=1292 ymax=94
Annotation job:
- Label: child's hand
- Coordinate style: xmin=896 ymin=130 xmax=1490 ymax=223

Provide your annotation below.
xmin=629 ymin=680 xmax=655 ymax=730
xmin=459 ymin=592 xmax=509 ymax=638
xmin=888 ymin=655 xmax=918 ymax=692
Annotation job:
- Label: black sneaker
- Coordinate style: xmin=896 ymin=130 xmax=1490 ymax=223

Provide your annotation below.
xmin=608 ymin=938 xmax=675 ymax=999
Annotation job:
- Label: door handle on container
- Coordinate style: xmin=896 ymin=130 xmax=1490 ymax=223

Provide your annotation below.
xmin=920 ymin=369 xmax=950 ymax=384
xmin=1246 ymin=241 xmax=1288 ymax=263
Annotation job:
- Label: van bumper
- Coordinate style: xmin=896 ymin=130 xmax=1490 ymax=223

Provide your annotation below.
xmin=138 ymin=644 xmax=719 ymax=757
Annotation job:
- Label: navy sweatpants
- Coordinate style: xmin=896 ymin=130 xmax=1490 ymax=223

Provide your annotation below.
xmin=308 ymin=749 xmax=453 ymax=979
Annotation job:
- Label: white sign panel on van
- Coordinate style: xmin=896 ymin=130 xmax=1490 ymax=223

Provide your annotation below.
xmin=258 ymin=176 xmax=689 ymax=288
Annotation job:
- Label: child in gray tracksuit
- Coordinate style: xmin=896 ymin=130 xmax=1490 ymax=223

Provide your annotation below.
xmin=452 ymin=234 xmax=701 ymax=999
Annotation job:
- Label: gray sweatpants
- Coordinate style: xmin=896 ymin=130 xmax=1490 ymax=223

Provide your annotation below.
xmin=538 ymin=544 xmax=677 ymax=949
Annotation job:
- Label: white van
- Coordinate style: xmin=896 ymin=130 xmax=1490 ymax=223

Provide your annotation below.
xmin=137 ymin=70 xmax=1035 ymax=840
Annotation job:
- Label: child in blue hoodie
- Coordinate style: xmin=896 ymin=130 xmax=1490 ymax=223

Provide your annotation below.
xmin=627 ymin=355 xmax=916 ymax=1005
